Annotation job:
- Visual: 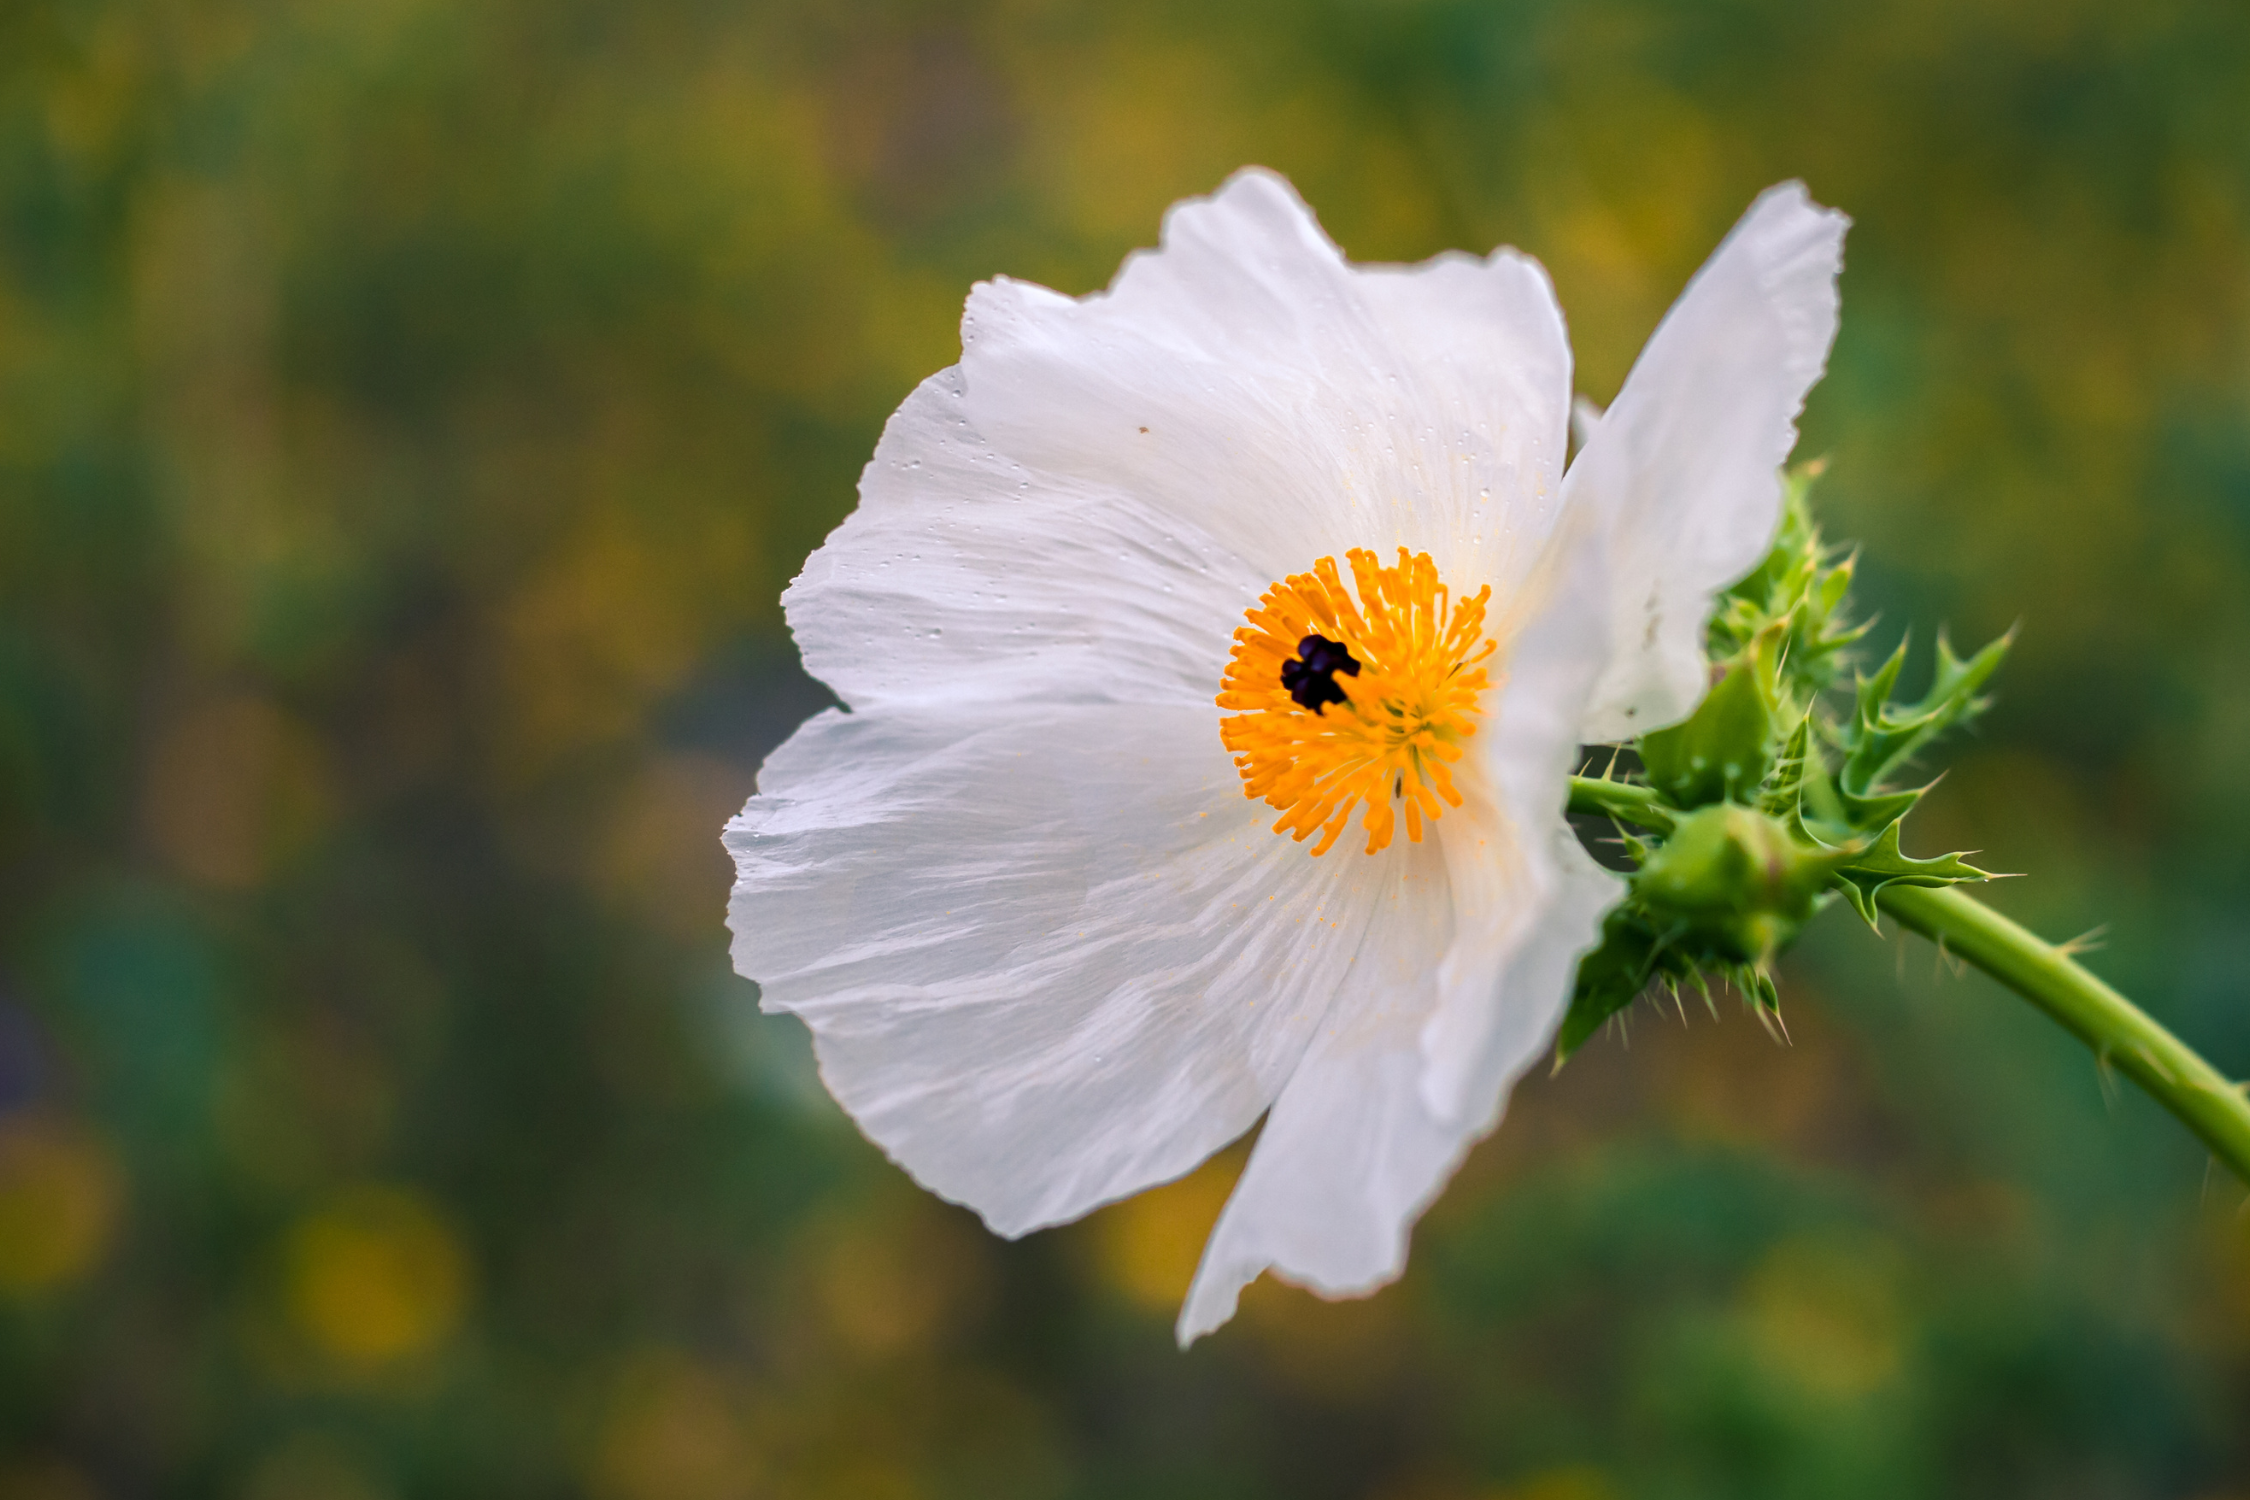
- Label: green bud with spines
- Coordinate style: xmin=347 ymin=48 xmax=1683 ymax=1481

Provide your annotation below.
xmin=1636 ymin=804 xmax=1853 ymax=965
xmin=1557 ymin=460 xmax=2012 ymax=1067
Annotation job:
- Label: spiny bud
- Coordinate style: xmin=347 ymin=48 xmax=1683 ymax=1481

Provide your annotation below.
xmin=1634 ymin=804 xmax=1850 ymax=965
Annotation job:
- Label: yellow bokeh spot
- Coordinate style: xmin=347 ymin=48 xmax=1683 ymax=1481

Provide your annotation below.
xmin=1743 ymin=1234 xmax=1906 ymax=1400
xmin=1091 ymin=1148 xmax=1240 ymax=1312
xmin=284 ymin=1185 xmax=469 ymax=1367
xmin=240 ymin=1433 xmax=394 ymax=1500
xmin=0 ymin=1457 xmax=102 ymax=1500
xmin=1496 ymin=1466 xmax=1615 ymax=1500
xmin=1373 ymin=1464 xmax=1612 ymax=1500
xmin=592 ymin=1353 xmax=762 ymax=1500
xmin=0 ymin=1118 xmax=121 ymax=1296
xmin=802 ymin=1201 xmax=988 ymax=1359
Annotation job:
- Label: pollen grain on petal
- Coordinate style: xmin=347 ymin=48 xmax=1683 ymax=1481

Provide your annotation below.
xmin=1217 ymin=548 xmax=1496 ymax=856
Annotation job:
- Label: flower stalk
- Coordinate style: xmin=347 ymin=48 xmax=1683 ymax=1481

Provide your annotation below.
xmin=1566 ymin=774 xmax=2250 ymax=1188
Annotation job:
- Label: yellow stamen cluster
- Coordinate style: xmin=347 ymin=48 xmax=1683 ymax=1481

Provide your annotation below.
xmin=1217 ymin=548 xmax=1496 ymax=856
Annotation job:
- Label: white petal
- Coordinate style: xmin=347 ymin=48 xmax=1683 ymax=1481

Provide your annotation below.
xmin=790 ymin=170 xmax=1579 ymax=721
xmin=957 ymin=168 xmax=1573 ymax=596
xmin=728 ymin=702 xmax=1423 ymax=1236
xmin=1174 ymin=829 xmax=1461 ymax=1343
xmin=788 ymin=366 xmax=1259 ymax=713
xmin=1176 ymin=535 xmax=1623 ymax=1345
xmin=1424 ymin=528 xmax=1624 ymax=1124
xmin=1172 ymin=834 xmax=1612 ymax=1347
xmin=1568 ymin=182 xmax=1849 ymax=741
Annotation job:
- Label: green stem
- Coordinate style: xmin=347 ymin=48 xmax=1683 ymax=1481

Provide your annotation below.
xmin=1877 ymin=884 xmax=2250 ymax=1184
xmin=1565 ymin=775 xmax=2250 ymax=1186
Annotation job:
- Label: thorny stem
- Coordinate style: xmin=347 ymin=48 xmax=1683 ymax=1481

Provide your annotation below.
xmin=1876 ymin=885 xmax=2250 ymax=1186
xmin=1565 ymin=774 xmax=2250 ymax=1187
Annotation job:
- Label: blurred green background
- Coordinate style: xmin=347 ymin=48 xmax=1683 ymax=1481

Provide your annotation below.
xmin=3 ymin=0 xmax=2249 ymax=1495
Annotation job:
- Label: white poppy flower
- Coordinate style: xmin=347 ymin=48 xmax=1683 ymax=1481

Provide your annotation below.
xmin=725 ymin=169 xmax=1845 ymax=1343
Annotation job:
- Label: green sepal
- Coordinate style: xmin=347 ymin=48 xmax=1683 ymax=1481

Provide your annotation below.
xmin=1555 ymin=906 xmax=1674 ymax=1062
xmin=1832 ymin=820 xmax=1994 ymax=926
xmin=1640 ymin=632 xmax=1782 ymax=810
xmin=1762 ymin=714 xmax=1814 ymax=815
xmin=1844 ymin=636 xmax=1910 ymax=771
xmin=1555 ymin=900 xmax=1786 ymax=1066
xmin=1785 ymin=805 xmax=1992 ymax=928
xmin=1708 ymin=464 xmax=1870 ymax=710
xmin=1790 ymin=708 xmax=1925 ymax=834
xmin=1770 ymin=718 xmax=1862 ymax=848
xmin=1742 ymin=965 xmax=1781 ymax=1016
xmin=1830 ymin=877 xmax=1880 ymax=927
xmin=1840 ymin=628 xmax=2014 ymax=800
xmin=1838 ymin=783 xmax=1926 ymax=834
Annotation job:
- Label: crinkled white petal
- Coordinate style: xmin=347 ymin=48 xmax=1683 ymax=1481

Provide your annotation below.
xmin=958 ymin=167 xmax=1573 ymax=599
xmin=1569 ymin=181 xmax=1849 ymax=742
xmin=1176 ymin=532 xmax=1620 ymax=1345
xmin=1171 ymin=827 xmax=1615 ymax=1347
xmin=789 ymin=366 xmax=1262 ymax=713
xmin=1423 ymin=527 xmax=1624 ymax=1124
xmin=1174 ymin=827 xmax=1461 ymax=1343
xmin=729 ymin=702 xmax=1423 ymax=1237
xmin=790 ymin=168 xmax=1575 ymax=717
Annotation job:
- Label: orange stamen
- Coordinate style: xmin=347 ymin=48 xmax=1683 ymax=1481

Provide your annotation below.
xmin=1217 ymin=548 xmax=1497 ymax=856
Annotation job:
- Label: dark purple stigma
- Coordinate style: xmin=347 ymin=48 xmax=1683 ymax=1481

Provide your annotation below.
xmin=1280 ymin=633 xmax=1360 ymax=713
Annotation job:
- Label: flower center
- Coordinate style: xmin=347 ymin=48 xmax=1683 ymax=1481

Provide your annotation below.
xmin=1278 ymin=633 xmax=1359 ymax=712
xmin=1217 ymin=548 xmax=1496 ymax=856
